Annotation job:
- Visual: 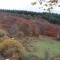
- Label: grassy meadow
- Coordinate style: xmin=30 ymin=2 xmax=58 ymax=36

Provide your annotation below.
xmin=25 ymin=37 xmax=60 ymax=59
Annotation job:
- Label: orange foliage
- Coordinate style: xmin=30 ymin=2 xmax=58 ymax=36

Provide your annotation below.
xmin=2 ymin=23 xmax=11 ymax=28
xmin=0 ymin=12 xmax=60 ymax=38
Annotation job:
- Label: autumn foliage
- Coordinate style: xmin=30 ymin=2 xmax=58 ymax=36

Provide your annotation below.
xmin=0 ymin=39 xmax=25 ymax=57
xmin=0 ymin=12 xmax=60 ymax=39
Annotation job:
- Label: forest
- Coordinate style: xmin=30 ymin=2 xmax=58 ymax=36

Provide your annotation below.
xmin=0 ymin=9 xmax=60 ymax=24
xmin=0 ymin=9 xmax=60 ymax=60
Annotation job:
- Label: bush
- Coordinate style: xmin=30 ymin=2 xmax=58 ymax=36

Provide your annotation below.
xmin=0 ymin=39 xmax=25 ymax=57
xmin=17 ymin=31 xmax=24 ymax=37
xmin=0 ymin=29 xmax=5 ymax=37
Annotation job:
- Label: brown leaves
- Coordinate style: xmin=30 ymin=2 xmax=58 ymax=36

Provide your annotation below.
xmin=31 ymin=2 xmax=37 ymax=5
xmin=50 ymin=0 xmax=58 ymax=3
xmin=44 ymin=4 xmax=48 ymax=6
xmin=31 ymin=0 xmax=59 ymax=12
xmin=47 ymin=8 xmax=51 ymax=12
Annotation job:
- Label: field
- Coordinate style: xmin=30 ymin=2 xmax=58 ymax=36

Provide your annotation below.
xmin=25 ymin=37 xmax=60 ymax=59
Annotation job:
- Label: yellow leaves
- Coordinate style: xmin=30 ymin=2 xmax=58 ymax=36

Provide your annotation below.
xmin=0 ymin=39 xmax=25 ymax=56
xmin=3 ymin=39 xmax=25 ymax=51
xmin=3 ymin=39 xmax=13 ymax=47
xmin=31 ymin=2 xmax=37 ymax=5
xmin=31 ymin=0 xmax=59 ymax=12
xmin=47 ymin=7 xmax=53 ymax=12
xmin=50 ymin=0 xmax=58 ymax=3
xmin=47 ymin=8 xmax=51 ymax=12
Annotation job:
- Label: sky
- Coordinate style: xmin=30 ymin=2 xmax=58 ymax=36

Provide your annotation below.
xmin=0 ymin=0 xmax=60 ymax=14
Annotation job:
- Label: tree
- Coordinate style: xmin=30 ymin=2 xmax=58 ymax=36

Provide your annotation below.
xmin=31 ymin=0 xmax=59 ymax=12
xmin=0 ymin=39 xmax=25 ymax=58
xmin=22 ymin=23 xmax=29 ymax=36
xmin=9 ymin=24 xmax=19 ymax=35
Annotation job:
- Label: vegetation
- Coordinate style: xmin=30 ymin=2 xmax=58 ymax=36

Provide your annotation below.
xmin=0 ymin=39 xmax=25 ymax=58
xmin=0 ymin=9 xmax=60 ymax=60
xmin=41 ymin=12 xmax=60 ymax=24
xmin=31 ymin=0 xmax=59 ymax=12
xmin=25 ymin=38 xmax=60 ymax=59
xmin=0 ymin=9 xmax=60 ymax=38
xmin=0 ymin=9 xmax=60 ymax=24
xmin=0 ymin=29 xmax=5 ymax=37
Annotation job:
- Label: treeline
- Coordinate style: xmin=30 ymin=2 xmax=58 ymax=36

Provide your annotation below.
xmin=0 ymin=9 xmax=41 ymax=16
xmin=0 ymin=9 xmax=60 ymax=24
xmin=41 ymin=12 xmax=60 ymax=24
xmin=0 ymin=9 xmax=41 ymax=20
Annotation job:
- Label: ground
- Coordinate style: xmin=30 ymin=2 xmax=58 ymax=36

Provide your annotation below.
xmin=25 ymin=36 xmax=60 ymax=59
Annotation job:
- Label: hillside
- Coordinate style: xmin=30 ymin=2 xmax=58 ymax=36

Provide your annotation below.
xmin=0 ymin=11 xmax=60 ymax=39
xmin=0 ymin=10 xmax=60 ymax=60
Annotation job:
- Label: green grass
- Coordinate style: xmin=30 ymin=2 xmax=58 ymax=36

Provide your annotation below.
xmin=25 ymin=38 xmax=60 ymax=59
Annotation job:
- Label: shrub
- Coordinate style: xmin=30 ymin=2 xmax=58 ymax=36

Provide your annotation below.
xmin=9 ymin=24 xmax=19 ymax=35
xmin=0 ymin=29 xmax=5 ymax=37
xmin=17 ymin=31 xmax=24 ymax=37
xmin=0 ymin=39 xmax=25 ymax=57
